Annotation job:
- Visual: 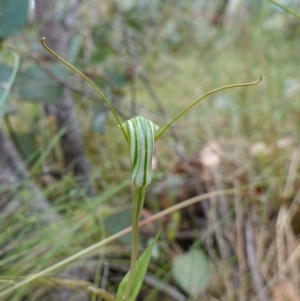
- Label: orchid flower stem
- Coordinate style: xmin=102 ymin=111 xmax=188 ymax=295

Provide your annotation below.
xmin=38 ymin=37 xmax=262 ymax=301
xmin=124 ymin=187 xmax=145 ymax=301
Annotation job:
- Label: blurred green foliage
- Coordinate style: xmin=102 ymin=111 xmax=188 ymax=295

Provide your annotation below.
xmin=0 ymin=0 xmax=29 ymax=39
xmin=1 ymin=0 xmax=300 ymax=300
xmin=18 ymin=65 xmax=65 ymax=104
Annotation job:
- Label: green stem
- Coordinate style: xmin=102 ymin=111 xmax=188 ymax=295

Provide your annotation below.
xmin=267 ymin=0 xmax=300 ymax=19
xmin=124 ymin=187 xmax=145 ymax=301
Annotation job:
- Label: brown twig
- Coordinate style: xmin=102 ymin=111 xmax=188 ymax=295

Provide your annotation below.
xmin=210 ymin=174 xmax=235 ymax=300
xmin=233 ymin=182 xmax=247 ymax=301
xmin=245 ymin=218 xmax=270 ymax=301
xmin=250 ymin=241 xmax=300 ymax=301
xmin=40 ymin=277 xmax=116 ymax=301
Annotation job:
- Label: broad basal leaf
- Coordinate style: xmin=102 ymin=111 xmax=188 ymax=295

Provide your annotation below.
xmin=0 ymin=0 xmax=29 ymax=39
xmin=105 ymin=211 xmax=143 ymax=246
xmin=172 ymin=248 xmax=211 ymax=297
xmin=18 ymin=65 xmax=65 ymax=104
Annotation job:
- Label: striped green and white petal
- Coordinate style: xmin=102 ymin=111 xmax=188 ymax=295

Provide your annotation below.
xmin=122 ymin=116 xmax=159 ymax=188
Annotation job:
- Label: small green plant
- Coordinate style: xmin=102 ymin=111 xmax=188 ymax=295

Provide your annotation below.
xmin=0 ymin=38 xmax=261 ymax=301
xmin=41 ymin=37 xmax=261 ymax=301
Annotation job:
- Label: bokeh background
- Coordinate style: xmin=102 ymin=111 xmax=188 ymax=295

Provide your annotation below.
xmin=1 ymin=0 xmax=300 ymax=300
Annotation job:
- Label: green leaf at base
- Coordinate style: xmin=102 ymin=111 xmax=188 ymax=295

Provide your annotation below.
xmin=117 ymin=232 xmax=160 ymax=301
xmin=172 ymin=248 xmax=211 ymax=297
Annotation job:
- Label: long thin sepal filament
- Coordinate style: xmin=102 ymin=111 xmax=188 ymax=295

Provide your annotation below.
xmin=155 ymin=77 xmax=262 ymax=140
xmin=40 ymin=37 xmax=129 ymax=143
